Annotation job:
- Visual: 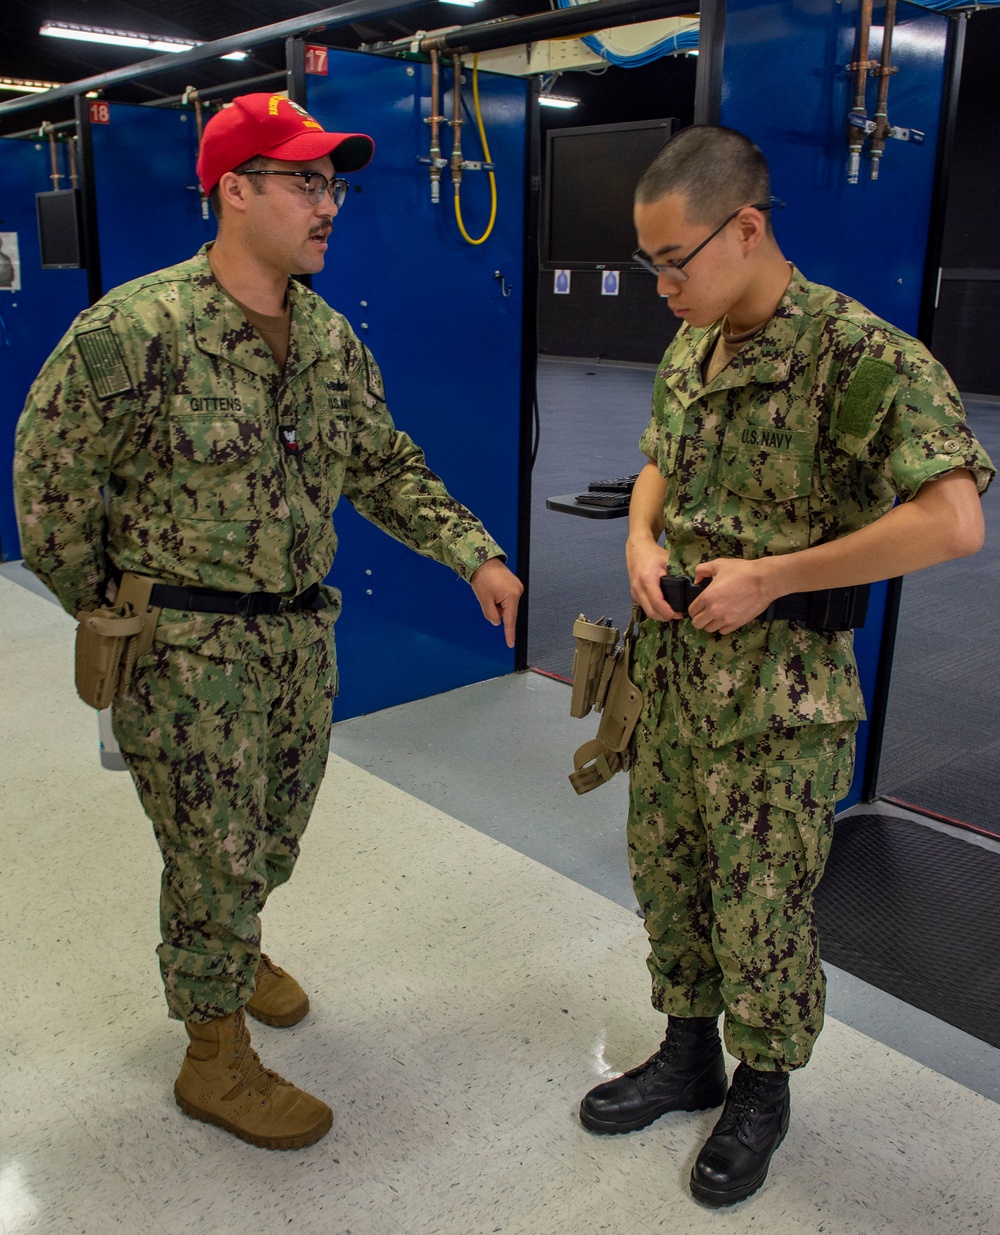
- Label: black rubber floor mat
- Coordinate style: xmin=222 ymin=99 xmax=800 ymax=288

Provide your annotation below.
xmin=815 ymin=813 xmax=1000 ymax=1049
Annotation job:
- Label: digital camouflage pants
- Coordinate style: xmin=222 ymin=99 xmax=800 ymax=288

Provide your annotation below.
xmin=112 ymin=635 xmax=336 ymax=1023
xmin=629 ymin=691 xmax=856 ymax=1071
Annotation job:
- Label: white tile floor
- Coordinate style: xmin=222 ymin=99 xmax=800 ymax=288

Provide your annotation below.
xmin=3 ymin=573 xmax=1000 ymax=1235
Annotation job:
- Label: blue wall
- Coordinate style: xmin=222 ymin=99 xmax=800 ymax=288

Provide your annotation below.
xmin=0 ymin=139 xmax=89 ymax=561
xmin=721 ymin=0 xmax=951 ymax=804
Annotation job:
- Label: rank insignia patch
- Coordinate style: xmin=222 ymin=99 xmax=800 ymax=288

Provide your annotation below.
xmin=76 ymin=327 xmax=134 ymax=399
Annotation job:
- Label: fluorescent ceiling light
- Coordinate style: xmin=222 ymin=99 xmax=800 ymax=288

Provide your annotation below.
xmin=0 ymin=76 xmax=98 ymax=96
xmin=0 ymin=77 xmax=61 ymax=94
xmin=39 ymin=22 xmax=247 ymax=61
xmin=439 ymin=0 xmax=483 ymax=6
xmin=539 ymin=95 xmax=579 ymax=109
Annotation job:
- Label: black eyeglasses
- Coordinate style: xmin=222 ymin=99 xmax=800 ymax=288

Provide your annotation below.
xmin=633 ymin=197 xmax=785 ymax=282
xmin=235 ymin=169 xmax=349 ymax=209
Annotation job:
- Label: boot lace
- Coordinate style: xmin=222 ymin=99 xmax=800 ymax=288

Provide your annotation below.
xmin=224 ymin=1012 xmax=284 ymax=1102
xmin=257 ymin=952 xmax=286 ymax=979
xmin=716 ymin=1068 xmax=784 ymax=1140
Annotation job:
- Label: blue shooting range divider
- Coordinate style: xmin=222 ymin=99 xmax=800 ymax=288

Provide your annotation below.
xmin=0 ymin=139 xmax=89 ymax=564
xmin=307 ymin=49 xmax=526 ymax=718
xmin=721 ymin=0 xmax=952 ymax=806
xmin=91 ymin=104 xmax=213 ymax=293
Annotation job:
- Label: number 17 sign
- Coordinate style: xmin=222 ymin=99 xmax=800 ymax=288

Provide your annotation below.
xmin=305 ymin=45 xmax=328 ymax=76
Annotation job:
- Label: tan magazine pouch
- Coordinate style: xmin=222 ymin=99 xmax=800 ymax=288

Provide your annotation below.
xmin=74 ymin=573 xmax=160 ymax=709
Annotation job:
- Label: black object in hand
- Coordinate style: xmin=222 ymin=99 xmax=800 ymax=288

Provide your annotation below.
xmin=659 ymin=575 xmax=710 ymax=615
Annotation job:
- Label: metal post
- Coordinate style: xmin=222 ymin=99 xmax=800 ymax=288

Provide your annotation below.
xmin=863 ymin=11 xmax=968 ymax=802
xmin=286 ymin=37 xmax=308 ymax=108
xmin=693 ymin=0 xmax=726 ymax=125
xmin=917 ymin=11 xmax=967 ymax=347
xmin=861 ymin=576 xmax=903 ymax=802
xmin=516 ymin=78 xmax=542 ymax=671
xmin=73 ymin=95 xmax=103 ymax=305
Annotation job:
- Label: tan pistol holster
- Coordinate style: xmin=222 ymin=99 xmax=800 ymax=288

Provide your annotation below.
xmin=568 ymin=605 xmax=643 ymax=795
xmin=74 ymin=572 xmax=161 ymax=710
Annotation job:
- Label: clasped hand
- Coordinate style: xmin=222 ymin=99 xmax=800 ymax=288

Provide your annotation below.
xmin=628 ymin=539 xmax=775 ymax=635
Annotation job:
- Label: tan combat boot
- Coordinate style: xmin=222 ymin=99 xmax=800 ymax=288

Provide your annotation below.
xmin=174 ymin=1009 xmax=332 ymax=1149
xmin=246 ymin=953 xmax=309 ymax=1028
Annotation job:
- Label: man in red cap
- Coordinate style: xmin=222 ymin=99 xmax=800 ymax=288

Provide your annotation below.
xmin=14 ymin=93 xmax=523 ymax=1151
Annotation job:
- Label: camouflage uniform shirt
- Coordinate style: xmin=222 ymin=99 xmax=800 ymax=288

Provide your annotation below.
xmin=14 ymin=247 xmax=504 ymax=659
xmin=639 ymin=267 xmax=995 ymax=749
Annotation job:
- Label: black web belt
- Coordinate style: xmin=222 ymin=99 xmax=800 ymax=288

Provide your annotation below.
xmin=147 ymin=580 xmax=325 ymax=617
xmin=660 ymin=576 xmax=870 ymax=632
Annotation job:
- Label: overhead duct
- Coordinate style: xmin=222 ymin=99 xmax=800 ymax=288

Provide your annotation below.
xmin=372 ymin=0 xmax=699 ymax=56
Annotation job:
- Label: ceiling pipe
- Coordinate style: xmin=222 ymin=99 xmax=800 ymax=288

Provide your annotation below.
xmin=148 ymin=71 xmax=287 ymax=108
xmin=376 ymin=0 xmax=699 ymax=55
xmin=0 ymin=0 xmax=433 ymax=119
xmin=2 ymin=117 xmax=78 ymax=141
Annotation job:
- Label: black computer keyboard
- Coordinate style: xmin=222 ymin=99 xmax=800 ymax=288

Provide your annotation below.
xmin=587 ymin=474 xmax=639 ymax=494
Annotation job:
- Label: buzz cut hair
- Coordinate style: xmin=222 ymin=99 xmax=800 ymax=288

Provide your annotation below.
xmin=635 ymin=125 xmax=772 ymax=232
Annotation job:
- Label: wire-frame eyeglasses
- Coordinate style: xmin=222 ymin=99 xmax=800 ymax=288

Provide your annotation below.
xmin=235 ymin=169 xmax=349 ymax=209
xmin=632 ymin=197 xmax=785 ymax=282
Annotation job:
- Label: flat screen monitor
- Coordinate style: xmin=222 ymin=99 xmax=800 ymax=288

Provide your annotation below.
xmin=36 ymin=189 xmax=84 ymax=269
xmin=541 ymin=118 xmax=677 ymax=270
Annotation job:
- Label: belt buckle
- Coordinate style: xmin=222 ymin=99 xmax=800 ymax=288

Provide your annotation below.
xmin=276 ymin=593 xmax=296 ymax=614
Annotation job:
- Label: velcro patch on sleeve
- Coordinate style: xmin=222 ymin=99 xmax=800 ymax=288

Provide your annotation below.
xmin=76 ymin=326 xmax=134 ymax=399
xmin=361 ymin=344 xmax=385 ymax=403
xmin=838 ymin=357 xmax=896 ymax=439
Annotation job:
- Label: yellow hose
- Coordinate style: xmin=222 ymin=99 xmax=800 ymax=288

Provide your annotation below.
xmin=454 ymin=55 xmax=497 ymax=245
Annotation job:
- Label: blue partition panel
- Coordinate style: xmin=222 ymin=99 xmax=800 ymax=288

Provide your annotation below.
xmin=0 ymin=138 xmax=89 ymax=561
xmin=308 ymin=50 xmax=526 ymax=718
xmin=721 ymin=0 xmax=950 ymax=804
xmin=91 ymin=103 xmax=214 ymax=292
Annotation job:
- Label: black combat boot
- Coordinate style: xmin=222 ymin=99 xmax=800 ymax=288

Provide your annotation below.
xmin=689 ymin=1061 xmax=790 ymax=1206
xmin=579 ymin=1016 xmax=727 ymax=1134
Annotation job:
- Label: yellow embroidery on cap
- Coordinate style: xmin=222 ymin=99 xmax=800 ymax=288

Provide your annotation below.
xmin=268 ymin=96 xmax=282 ymax=115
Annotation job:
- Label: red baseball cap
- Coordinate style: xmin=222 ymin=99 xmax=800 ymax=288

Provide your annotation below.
xmin=197 ymin=92 xmax=374 ymax=193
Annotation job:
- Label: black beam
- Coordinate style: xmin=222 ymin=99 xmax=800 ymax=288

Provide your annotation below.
xmin=693 ymin=0 xmax=725 ymax=124
xmin=420 ymin=0 xmax=698 ymax=54
xmin=515 ymin=78 xmax=542 ymax=672
xmin=73 ymin=95 xmax=103 ymax=305
xmin=862 ymin=576 xmax=904 ymax=802
xmin=0 ymin=0 xmax=434 ymax=119
xmin=917 ymin=10 xmax=967 ymax=347
xmin=286 ymin=38 xmax=308 ymax=108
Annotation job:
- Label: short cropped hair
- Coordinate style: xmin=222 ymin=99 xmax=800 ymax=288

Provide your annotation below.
xmin=209 ymin=154 xmax=270 ymax=221
xmin=635 ymin=125 xmax=772 ymax=231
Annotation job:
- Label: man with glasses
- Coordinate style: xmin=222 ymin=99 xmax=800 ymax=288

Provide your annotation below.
xmin=14 ymin=93 xmax=522 ymax=1151
xmin=579 ymin=125 xmax=993 ymax=1205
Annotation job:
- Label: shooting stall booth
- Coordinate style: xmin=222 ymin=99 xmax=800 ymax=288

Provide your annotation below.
xmin=0 ymin=0 xmax=969 ymax=803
